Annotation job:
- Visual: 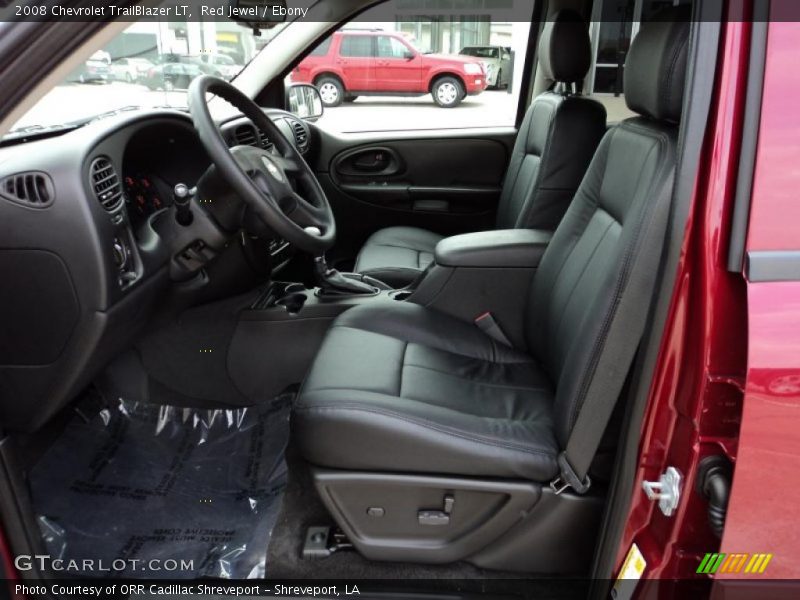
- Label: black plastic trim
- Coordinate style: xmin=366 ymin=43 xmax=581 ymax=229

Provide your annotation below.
xmin=515 ymin=0 xmax=546 ymax=128
xmin=726 ymin=2 xmax=769 ymax=273
xmin=746 ymin=250 xmax=800 ymax=282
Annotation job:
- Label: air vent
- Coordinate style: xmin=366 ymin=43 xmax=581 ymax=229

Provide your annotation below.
xmin=0 ymin=172 xmax=54 ymax=207
xmin=89 ymin=157 xmax=123 ymax=212
xmin=233 ymin=124 xmax=270 ymax=149
xmin=290 ymin=120 xmax=309 ymax=153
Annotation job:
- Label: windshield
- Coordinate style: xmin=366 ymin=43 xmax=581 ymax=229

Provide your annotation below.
xmin=9 ymin=20 xmax=288 ymax=135
xmin=460 ymin=47 xmax=498 ymax=58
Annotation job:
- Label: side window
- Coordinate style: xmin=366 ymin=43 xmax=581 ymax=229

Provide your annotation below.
xmin=288 ymin=0 xmax=535 ymax=133
xmin=310 ymin=36 xmax=332 ymax=56
xmin=584 ymin=0 xmax=692 ymax=121
xmin=377 ymin=36 xmax=411 ymax=58
xmin=340 ymin=35 xmax=374 ymax=58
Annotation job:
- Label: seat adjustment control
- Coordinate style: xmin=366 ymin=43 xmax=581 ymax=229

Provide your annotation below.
xmin=418 ymin=493 xmax=454 ymax=526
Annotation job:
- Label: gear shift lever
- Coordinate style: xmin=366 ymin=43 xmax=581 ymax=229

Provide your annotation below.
xmin=302 ymin=227 xmax=389 ymax=295
xmin=314 ymin=254 xmax=378 ymax=295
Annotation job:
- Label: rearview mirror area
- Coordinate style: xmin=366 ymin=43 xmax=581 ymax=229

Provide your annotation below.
xmin=229 ymin=0 xmax=288 ymax=33
xmin=286 ymin=83 xmax=324 ymax=121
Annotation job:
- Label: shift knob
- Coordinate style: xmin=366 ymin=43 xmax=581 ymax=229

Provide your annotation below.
xmin=174 ymin=183 xmax=193 ymax=226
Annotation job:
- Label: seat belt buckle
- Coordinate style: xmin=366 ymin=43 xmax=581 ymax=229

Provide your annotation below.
xmin=550 ymin=452 xmax=591 ymax=495
xmin=474 ymin=312 xmax=512 ymax=347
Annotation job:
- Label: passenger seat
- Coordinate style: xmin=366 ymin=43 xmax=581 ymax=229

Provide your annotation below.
xmin=354 ymin=10 xmax=607 ymax=287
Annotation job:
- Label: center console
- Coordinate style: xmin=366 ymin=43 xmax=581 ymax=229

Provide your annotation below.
xmin=228 ymin=229 xmax=552 ymax=400
xmin=227 ymin=280 xmax=404 ymax=401
xmin=406 ymin=229 xmax=552 ymax=348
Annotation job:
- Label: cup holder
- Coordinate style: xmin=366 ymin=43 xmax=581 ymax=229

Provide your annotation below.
xmin=391 ymin=290 xmax=413 ymax=301
xmin=276 ymin=292 xmax=307 ymax=315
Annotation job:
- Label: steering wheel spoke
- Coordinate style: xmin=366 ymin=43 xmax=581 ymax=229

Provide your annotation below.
xmin=272 ymin=154 xmax=302 ymax=175
xmin=188 ymin=75 xmax=335 ymax=254
xmin=286 ymin=192 xmax=327 ymax=230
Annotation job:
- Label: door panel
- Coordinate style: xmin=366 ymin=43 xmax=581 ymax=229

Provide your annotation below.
xmin=309 ymin=127 xmax=515 ymax=261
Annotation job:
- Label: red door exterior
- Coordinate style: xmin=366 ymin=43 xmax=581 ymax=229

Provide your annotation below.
xmin=613 ymin=2 xmax=800 ymax=592
xmin=373 ymin=35 xmax=422 ymax=92
xmin=336 ymin=33 xmax=375 ymax=91
xmin=720 ymin=18 xmax=800 ymax=581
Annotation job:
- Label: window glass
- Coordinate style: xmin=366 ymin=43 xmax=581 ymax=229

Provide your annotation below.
xmin=376 ymin=36 xmax=411 ymax=58
xmin=9 ymin=18 xmax=282 ymax=135
xmin=460 ymin=47 xmax=499 ymax=59
xmin=288 ymin=1 xmax=534 ymax=134
xmin=340 ymin=35 xmax=374 ymax=58
xmin=586 ymin=0 xmax=691 ymax=122
xmin=310 ymin=36 xmax=332 ymax=56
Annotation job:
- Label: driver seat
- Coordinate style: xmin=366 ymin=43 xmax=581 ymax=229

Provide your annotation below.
xmin=294 ymin=15 xmax=688 ymax=572
xmin=353 ymin=10 xmax=606 ymax=287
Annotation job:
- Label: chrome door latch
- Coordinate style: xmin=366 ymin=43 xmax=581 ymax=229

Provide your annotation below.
xmin=642 ymin=466 xmax=682 ymax=517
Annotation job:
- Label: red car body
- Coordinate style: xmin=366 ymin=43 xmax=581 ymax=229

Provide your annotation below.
xmin=292 ymin=30 xmax=488 ymax=103
xmin=613 ymin=6 xmax=800 ymax=592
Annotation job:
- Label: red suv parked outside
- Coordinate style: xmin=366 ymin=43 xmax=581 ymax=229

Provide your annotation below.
xmin=292 ymin=30 xmax=488 ymax=108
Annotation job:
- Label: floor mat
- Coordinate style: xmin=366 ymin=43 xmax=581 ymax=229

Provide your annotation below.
xmin=29 ymin=392 xmax=292 ymax=579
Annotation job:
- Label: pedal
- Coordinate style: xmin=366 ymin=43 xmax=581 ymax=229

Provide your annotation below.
xmin=302 ymin=526 xmax=353 ymax=559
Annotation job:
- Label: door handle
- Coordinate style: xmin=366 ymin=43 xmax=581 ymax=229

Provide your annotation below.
xmin=353 ymin=151 xmax=390 ymax=171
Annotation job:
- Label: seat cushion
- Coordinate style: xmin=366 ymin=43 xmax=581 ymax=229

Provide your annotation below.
xmin=294 ymin=302 xmax=560 ymax=481
xmin=354 ymin=226 xmax=443 ymax=287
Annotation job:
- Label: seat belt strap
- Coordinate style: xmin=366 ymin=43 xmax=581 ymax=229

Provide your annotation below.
xmin=551 ymin=170 xmax=675 ymax=495
xmin=475 ymin=312 xmax=513 ymax=347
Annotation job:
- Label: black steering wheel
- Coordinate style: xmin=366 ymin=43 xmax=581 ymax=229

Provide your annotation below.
xmin=187 ymin=75 xmax=335 ymax=254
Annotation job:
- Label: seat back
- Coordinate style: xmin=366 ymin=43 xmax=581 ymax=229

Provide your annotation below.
xmin=495 ymin=10 xmax=606 ymax=231
xmin=526 ymin=15 xmax=690 ymax=446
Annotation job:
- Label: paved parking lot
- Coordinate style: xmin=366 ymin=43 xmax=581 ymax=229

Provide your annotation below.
xmin=315 ymin=89 xmax=520 ymax=132
xmin=12 ymin=81 xmax=632 ymax=135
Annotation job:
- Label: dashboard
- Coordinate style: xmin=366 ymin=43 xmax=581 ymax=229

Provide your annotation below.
xmin=124 ymin=173 xmax=168 ymax=224
xmin=0 ymin=107 xmax=314 ymax=431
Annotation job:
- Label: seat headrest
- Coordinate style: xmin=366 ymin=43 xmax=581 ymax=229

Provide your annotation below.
xmin=624 ymin=10 xmax=691 ymax=123
xmin=538 ymin=9 xmax=591 ymax=84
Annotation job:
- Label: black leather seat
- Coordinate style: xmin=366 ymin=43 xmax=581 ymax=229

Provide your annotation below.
xmin=296 ymin=18 xmax=688 ymax=483
xmin=354 ymin=10 xmax=607 ymax=287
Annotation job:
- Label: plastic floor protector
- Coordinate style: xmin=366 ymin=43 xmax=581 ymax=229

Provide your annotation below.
xmin=29 ymin=392 xmax=292 ymax=579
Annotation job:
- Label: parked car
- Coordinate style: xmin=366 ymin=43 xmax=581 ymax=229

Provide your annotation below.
xmin=293 ymin=30 xmax=488 ymax=108
xmin=459 ymin=45 xmax=512 ymax=89
xmin=66 ymin=51 xmax=110 ymax=84
xmin=141 ymin=63 xmax=204 ymax=91
xmin=109 ymin=57 xmax=153 ymax=83
xmin=196 ymin=53 xmax=243 ymax=80
xmin=156 ymin=53 xmax=217 ymax=77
